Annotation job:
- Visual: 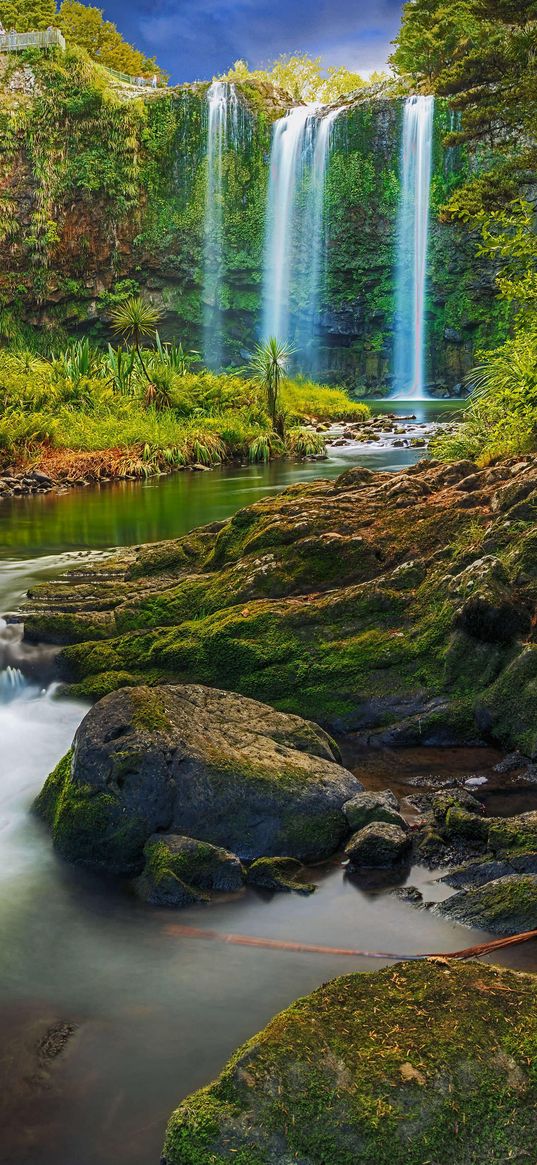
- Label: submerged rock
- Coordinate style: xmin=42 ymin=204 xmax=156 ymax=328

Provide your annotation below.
xmin=34 ymin=684 xmax=362 ymax=876
xmin=162 ymin=961 xmax=537 ymax=1164
xmin=345 ymin=821 xmax=411 ymax=868
xmin=435 ymin=873 xmax=537 ymax=934
xmin=135 ymin=834 xmax=244 ymax=907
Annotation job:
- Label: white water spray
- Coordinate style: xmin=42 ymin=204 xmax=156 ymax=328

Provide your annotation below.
xmin=393 ymin=95 xmax=434 ymax=399
xmin=202 ymin=81 xmax=239 ymax=369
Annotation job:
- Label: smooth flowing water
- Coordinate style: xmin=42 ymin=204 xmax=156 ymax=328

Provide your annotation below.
xmin=393 ymin=95 xmax=435 ymax=399
xmin=202 ymin=82 xmax=240 ymax=369
xmin=261 ymin=104 xmax=342 ymax=365
xmin=262 ymin=104 xmax=317 ymax=345
xmin=1 ymin=422 xmax=533 ymax=1165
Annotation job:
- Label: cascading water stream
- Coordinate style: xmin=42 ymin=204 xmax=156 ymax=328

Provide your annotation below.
xmin=295 ymin=106 xmax=342 ymax=373
xmin=261 ymin=104 xmax=342 ymax=373
xmin=202 ymin=81 xmax=239 ymax=369
xmin=261 ymin=105 xmax=317 ymax=347
xmin=392 ymin=95 xmax=434 ymax=399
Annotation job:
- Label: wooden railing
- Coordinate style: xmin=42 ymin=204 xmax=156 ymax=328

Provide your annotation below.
xmin=0 ymin=28 xmax=66 ymax=52
xmin=104 ymin=66 xmax=162 ymax=88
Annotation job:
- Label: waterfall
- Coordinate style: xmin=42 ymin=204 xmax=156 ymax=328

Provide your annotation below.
xmin=0 ymin=665 xmax=26 ymax=703
xmin=295 ymin=106 xmax=342 ymax=374
xmin=392 ymin=95 xmax=434 ymax=399
xmin=261 ymin=104 xmax=341 ymax=372
xmin=262 ymin=105 xmax=316 ymax=346
xmin=202 ymin=81 xmax=239 ymax=370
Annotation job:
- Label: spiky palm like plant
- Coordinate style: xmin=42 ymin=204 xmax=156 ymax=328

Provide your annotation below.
xmin=109 ymin=296 xmax=162 ymax=383
xmin=248 ymin=337 xmax=294 ymax=434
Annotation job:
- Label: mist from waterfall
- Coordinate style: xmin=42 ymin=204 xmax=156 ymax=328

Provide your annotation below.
xmin=392 ymin=95 xmax=434 ymax=399
xmin=202 ymin=81 xmax=239 ymax=369
xmin=261 ymin=105 xmax=341 ymax=371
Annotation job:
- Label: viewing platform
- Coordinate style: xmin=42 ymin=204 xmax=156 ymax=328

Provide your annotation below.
xmin=0 ymin=28 xmax=66 ymax=52
xmin=0 ymin=27 xmax=165 ymax=87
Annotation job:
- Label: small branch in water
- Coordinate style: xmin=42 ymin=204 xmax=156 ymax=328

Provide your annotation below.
xmin=163 ymin=923 xmax=537 ymax=963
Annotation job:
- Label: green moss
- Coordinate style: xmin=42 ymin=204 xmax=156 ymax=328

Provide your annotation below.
xmin=130 ymin=686 xmax=170 ymax=734
xmin=163 ymin=961 xmax=537 ymax=1165
xmin=247 ymin=857 xmax=315 ymax=894
xmin=33 ymin=748 xmax=147 ymax=875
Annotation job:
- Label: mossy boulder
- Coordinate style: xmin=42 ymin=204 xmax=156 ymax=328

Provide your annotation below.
xmin=35 ymin=684 xmax=362 ymax=875
xmin=345 ymin=821 xmax=411 ymax=868
xmin=135 ymin=834 xmax=244 ymax=907
xmin=343 ymin=789 xmax=407 ymax=832
xmin=163 ymin=961 xmax=537 ymax=1164
xmin=435 ymin=873 xmax=537 ymax=934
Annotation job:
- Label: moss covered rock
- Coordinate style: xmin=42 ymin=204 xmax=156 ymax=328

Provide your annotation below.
xmin=135 ymin=834 xmax=244 ymax=906
xmin=246 ymin=856 xmax=315 ymax=895
xmin=343 ymin=789 xmax=407 ymax=832
xmin=435 ymin=873 xmax=537 ymax=934
xmin=345 ymin=821 xmax=411 ymax=868
xmin=162 ymin=961 xmax=537 ymax=1164
xmin=21 ymin=455 xmax=537 ymax=749
xmin=35 ymin=684 xmax=362 ymax=874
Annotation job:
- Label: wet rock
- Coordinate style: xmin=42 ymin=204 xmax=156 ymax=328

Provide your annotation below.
xmin=246 ymin=856 xmax=315 ymax=894
xmin=345 ymin=821 xmax=411 ymax=868
xmin=35 ymin=684 xmax=362 ymax=874
xmin=434 ymin=873 xmax=537 ymax=934
xmin=135 ymin=834 xmax=244 ymax=906
xmin=343 ymin=789 xmax=408 ymax=832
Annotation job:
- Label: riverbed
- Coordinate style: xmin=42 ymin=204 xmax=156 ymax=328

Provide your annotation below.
xmin=2 ymin=402 xmax=534 ymax=1165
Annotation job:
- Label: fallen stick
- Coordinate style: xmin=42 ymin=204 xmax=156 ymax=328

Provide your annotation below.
xmin=164 ymin=923 xmax=537 ymax=962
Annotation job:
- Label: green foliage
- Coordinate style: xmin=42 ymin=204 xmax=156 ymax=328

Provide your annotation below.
xmin=0 ymin=341 xmax=366 ymax=473
xmin=0 ymin=0 xmax=56 ymax=31
xmin=221 ymin=53 xmax=366 ymax=102
xmin=432 ymin=325 xmax=537 ymax=463
xmin=58 ymin=0 xmax=165 ymax=80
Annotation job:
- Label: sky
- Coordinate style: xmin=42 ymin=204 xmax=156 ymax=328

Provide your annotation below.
xmin=101 ymin=1 xmax=404 ymax=84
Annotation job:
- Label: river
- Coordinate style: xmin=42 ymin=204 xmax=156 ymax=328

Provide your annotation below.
xmin=2 ymin=404 xmax=535 ymax=1165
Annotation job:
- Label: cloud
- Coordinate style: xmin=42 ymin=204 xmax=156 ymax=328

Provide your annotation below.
xmin=103 ymin=0 xmax=403 ymax=82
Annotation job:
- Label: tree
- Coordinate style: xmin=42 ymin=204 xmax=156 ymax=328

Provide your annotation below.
xmin=58 ymin=1 xmax=164 ymax=79
xmin=248 ymin=338 xmax=293 ymax=434
xmin=222 ymin=53 xmax=365 ymax=104
xmin=390 ymin=0 xmax=481 ymax=85
xmin=319 ymin=66 xmax=366 ymax=103
xmin=0 ymin=0 xmax=56 ymax=32
xmin=109 ymin=296 xmax=162 ymax=383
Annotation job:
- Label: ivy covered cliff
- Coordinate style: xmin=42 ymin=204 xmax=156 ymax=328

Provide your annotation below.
xmin=0 ymin=44 xmax=507 ymax=392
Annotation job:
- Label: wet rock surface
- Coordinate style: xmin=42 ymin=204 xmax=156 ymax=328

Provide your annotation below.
xmin=345 ymin=820 xmax=411 ymax=868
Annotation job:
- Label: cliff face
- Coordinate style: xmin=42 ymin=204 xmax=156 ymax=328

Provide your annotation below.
xmin=0 ymin=46 xmax=507 ymax=391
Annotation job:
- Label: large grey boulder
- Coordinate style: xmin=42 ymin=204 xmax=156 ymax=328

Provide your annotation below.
xmin=35 ymin=684 xmax=363 ymax=874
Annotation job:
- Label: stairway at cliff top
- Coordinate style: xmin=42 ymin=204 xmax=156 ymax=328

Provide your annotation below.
xmin=261 ymin=104 xmax=343 ymax=373
xmin=392 ymin=95 xmax=435 ymax=400
xmin=202 ymin=81 xmax=247 ymax=369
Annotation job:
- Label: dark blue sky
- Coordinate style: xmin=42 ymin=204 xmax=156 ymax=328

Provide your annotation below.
xmin=101 ymin=1 xmax=404 ymax=84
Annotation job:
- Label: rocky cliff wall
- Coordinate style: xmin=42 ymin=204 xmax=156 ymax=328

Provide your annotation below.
xmin=0 ymin=45 xmax=508 ymax=392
